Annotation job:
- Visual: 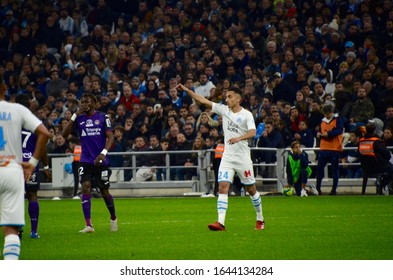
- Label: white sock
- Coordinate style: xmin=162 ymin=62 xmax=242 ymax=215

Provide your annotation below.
xmin=3 ymin=234 xmax=20 ymax=260
xmin=217 ymin=194 xmax=228 ymax=226
xmin=250 ymin=192 xmax=264 ymax=222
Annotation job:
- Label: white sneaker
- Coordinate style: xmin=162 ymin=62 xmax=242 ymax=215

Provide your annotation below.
xmin=72 ymin=195 xmax=80 ymax=200
xmin=301 ymin=189 xmax=308 ymax=197
xmin=110 ymin=219 xmax=118 ymax=232
xmin=79 ymin=226 xmax=94 ymax=233
xmin=309 ymin=185 xmax=319 ymax=196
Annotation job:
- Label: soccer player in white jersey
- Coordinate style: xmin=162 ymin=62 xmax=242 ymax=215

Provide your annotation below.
xmin=176 ymin=84 xmax=265 ymax=231
xmin=0 ymin=74 xmax=49 ymax=259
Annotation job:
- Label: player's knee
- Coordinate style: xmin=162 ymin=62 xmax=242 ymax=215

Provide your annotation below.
xmin=218 ymin=182 xmax=230 ymax=193
xmin=82 ymin=182 xmax=92 ymax=193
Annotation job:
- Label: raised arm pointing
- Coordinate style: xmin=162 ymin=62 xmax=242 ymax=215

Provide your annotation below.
xmin=176 ymin=83 xmax=213 ymax=109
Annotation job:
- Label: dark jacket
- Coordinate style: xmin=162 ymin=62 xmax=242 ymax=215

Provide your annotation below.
xmin=170 ymin=140 xmax=192 ymax=166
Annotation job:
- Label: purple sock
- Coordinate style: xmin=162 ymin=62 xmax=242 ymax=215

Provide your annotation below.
xmin=28 ymin=201 xmax=39 ymax=234
xmin=81 ymin=194 xmax=92 ymax=227
xmin=104 ymin=195 xmax=116 ymax=220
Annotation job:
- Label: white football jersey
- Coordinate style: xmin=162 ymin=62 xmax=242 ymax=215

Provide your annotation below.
xmin=0 ymin=101 xmax=42 ymax=164
xmin=212 ymin=102 xmax=256 ymax=156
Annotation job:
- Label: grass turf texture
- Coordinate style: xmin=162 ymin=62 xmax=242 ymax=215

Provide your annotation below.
xmin=6 ymin=196 xmax=393 ymax=260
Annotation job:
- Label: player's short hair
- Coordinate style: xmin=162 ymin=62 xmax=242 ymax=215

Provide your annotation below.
xmin=81 ymin=92 xmax=98 ymax=104
xmin=228 ymin=87 xmax=242 ymax=97
xmin=15 ymin=94 xmax=30 ymax=108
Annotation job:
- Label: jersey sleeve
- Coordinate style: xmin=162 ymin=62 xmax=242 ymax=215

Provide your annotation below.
xmin=212 ymin=102 xmax=225 ymax=116
xmin=104 ymin=113 xmax=113 ymax=131
xmin=246 ymin=110 xmax=256 ymax=130
xmin=20 ymin=105 xmax=42 ymax=133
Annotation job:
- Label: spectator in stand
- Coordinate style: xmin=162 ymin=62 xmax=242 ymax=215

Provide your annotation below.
xmin=119 ymin=81 xmax=140 ymax=111
xmin=124 ymin=136 xmax=149 ymax=181
xmin=271 ymin=72 xmax=296 ymax=104
xmin=169 ymin=86 xmax=182 ymax=109
xmin=289 ymin=106 xmax=306 ymax=135
xmin=183 ymin=122 xmax=197 ymax=141
xmin=256 ymin=118 xmax=284 ymax=178
xmin=294 ymin=91 xmax=309 ymax=116
xmin=53 ymin=133 xmax=70 ymax=154
xmin=156 ymin=137 xmax=169 ymax=181
xmin=185 ymin=136 xmax=206 ymax=180
xmin=383 ymin=105 xmax=393 ymax=130
xmin=195 ymin=73 xmax=216 ymax=98
xmin=276 ymin=118 xmax=293 ymax=148
xmin=114 ymin=103 xmax=130 ymax=127
xmin=113 ymin=125 xmax=130 ymax=153
xmin=196 ymin=112 xmax=218 ymax=130
xmin=340 ymin=129 xmax=362 ymax=178
xmin=145 ymin=79 xmax=159 ymax=100
xmin=46 ymin=70 xmax=69 ymax=99
xmin=383 ymin=127 xmax=393 ymax=148
xmin=130 ymin=103 xmax=146 ymax=128
xmin=293 ymin=120 xmax=315 ymax=148
xmin=39 ymin=16 xmax=63 ymax=55
xmin=349 ymin=87 xmax=375 ymax=130
xmin=130 ymin=76 xmax=146 ymax=98
xmin=169 ymin=133 xmax=193 ymax=180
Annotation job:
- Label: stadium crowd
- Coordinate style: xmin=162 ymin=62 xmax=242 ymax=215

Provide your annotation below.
xmin=1 ymin=0 xmax=393 ymax=183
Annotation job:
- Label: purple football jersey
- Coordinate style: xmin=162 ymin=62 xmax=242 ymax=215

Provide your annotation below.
xmin=76 ymin=111 xmax=112 ymax=165
xmin=22 ymin=129 xmax=38 ymax=171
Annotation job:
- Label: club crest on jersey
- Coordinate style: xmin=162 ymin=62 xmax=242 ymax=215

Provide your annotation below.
xmin=94 ymin=119 xmax=100 ymax=125
xmin=236 ymin=117 xmax=242 ymax=124
xmin=85 ymin=119 xmax=94 ymax=127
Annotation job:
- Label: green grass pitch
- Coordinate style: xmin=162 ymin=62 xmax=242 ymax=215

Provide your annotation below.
xmin=6 ymin=195 xmax=393 ymax=260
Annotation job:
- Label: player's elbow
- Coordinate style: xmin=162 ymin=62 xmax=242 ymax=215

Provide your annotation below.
xmin=36 ymin=124 xmax=50 ymax=139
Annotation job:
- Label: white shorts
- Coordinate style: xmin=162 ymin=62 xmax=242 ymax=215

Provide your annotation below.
xmin=218 ymin=154 xmax=256 ymax=186
xmin=0 ymin=161 xmax=25 ymax=227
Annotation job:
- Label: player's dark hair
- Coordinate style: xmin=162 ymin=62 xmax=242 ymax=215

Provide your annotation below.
xmin=229 ymin=87 xmax=242 ymax=97
xmin=81 ymin=92 xmax=98 ymax=104
xmin=15 ymin=94 xmax=30 ymax=108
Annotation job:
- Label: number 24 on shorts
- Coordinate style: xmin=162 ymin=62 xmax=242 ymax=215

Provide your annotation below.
xmin=218 ymin=171 xmax=229 ymax=181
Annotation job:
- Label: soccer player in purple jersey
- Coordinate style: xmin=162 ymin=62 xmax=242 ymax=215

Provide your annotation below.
xmin=62 ymin=93 xmax=118 ymax=233
xmin=15 ymin=94 xmax=52 ymax=239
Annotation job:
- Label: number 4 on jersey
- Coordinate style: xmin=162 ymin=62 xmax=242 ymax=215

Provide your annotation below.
xmin=0 ymin=126 xmax=7 ymax=150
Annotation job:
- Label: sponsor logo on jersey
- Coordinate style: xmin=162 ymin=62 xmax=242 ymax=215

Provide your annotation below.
xmin=85 ymin=119 xmax=94 ymax=127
